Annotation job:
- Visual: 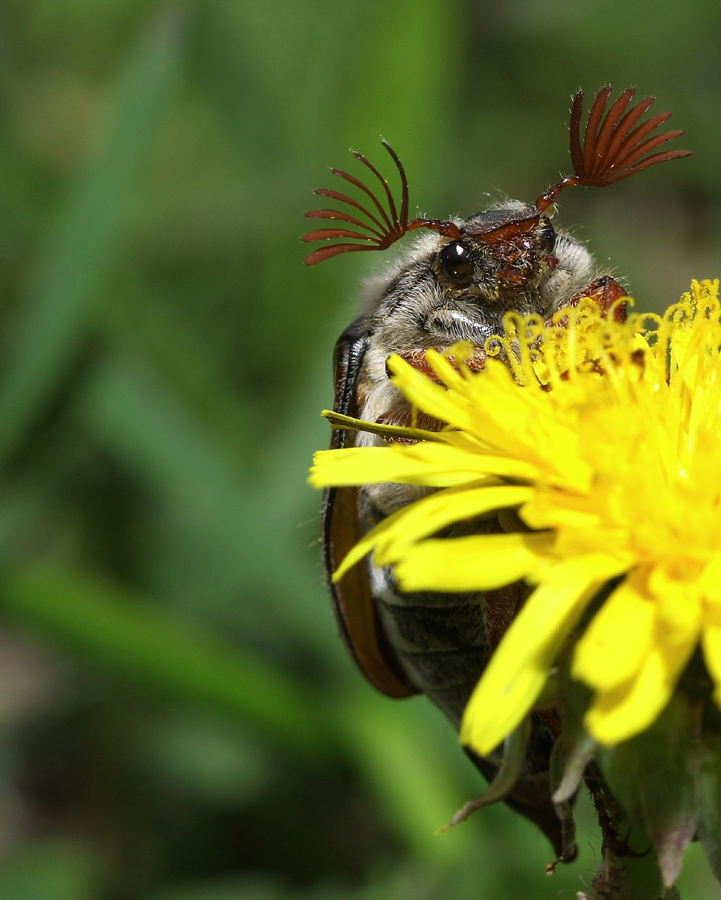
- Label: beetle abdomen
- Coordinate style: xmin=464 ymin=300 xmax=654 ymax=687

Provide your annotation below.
xmin=367 ymin=556 xmax=491 ymax=727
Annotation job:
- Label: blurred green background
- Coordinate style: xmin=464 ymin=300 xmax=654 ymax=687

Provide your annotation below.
xmin=0 ymin=2 xmax=719 ymax=898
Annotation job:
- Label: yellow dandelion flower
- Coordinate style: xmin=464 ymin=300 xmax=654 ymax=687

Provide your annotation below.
xmin=310 ymin=280 xmax=721 ymax=754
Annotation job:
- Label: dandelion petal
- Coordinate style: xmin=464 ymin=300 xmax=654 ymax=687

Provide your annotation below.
xmin=572 ymin=577 xmax=655 ymax=691
xmin=585 ymin=623 xmax=699 ymax=745
xmin=460 ymin=576 xmax=602 ymax=756
xmin=395 ymin=532 xmax=554 ymax=593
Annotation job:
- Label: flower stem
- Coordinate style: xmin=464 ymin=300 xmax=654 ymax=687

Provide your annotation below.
xmin=578 ymin=845 xmax=681 ymax=900
xmin=581 ymin=769 xmax=682 ymax=900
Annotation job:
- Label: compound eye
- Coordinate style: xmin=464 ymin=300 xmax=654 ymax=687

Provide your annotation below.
xmin=538 ymin=218 xmax=556 ymax=255
xmin=438 ymin=241 xmax=474 ymax=285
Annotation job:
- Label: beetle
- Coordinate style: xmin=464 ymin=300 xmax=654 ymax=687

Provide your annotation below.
xmin=304 ymin=87 xmax=690 ymax=859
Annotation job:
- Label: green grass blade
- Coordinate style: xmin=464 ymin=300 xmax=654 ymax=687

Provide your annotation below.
xmin=0 ymin=565 xmax=327 ymax=761
xmin=77 ymin=353 xmax=345 ymax=664
xmin=0 ymin=7 xmax=186 ymax=461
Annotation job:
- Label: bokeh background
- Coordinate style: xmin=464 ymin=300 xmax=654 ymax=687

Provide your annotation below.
xmin=0 ymin=2 xmax=720 ymax=898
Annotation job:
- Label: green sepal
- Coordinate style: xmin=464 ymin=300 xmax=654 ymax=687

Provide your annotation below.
xmin=321 ymin=409 xmax=447 ymax=443
xmin=548 ymin=737 xmax=578 ymax=862
xmin=597 ymin=693 xmax=698 ymax=887
xmin=553 ymin=643 xmax=597 ymax=803
xmin=696 ymin=733 xmax=721 ymax=885
xmin=443 ymin=715 xmax=531 ymax=830
xmin=596 ymin=737 xmax=642 ymax=825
